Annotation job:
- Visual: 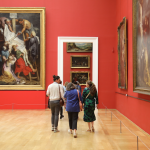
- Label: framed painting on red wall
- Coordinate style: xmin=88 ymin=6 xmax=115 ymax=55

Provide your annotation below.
xmin=117 ymin=17 xmax=127 ymax=89
xmin=133 ymin=0 xmax=150 ymax=95
xmin=0 ymin=8 xmax=45 ymax=90
xmin=70 ymin=55 xmax=90 ymax=68
xmin=70 ymin=71 xmax=90 ymax=85
xmin=67 ymin=43 xmax=93 ymax=52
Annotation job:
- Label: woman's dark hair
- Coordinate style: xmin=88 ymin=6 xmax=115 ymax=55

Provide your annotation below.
xmin=66 ymin=82 xmax=75 ymax=91
xmin=53 ymin=75 xmax=60 ymax=81
xmin=87 ymin=80 xmax=97 ymax=96
xmin=73 ymin=81 xmax=77 ymax=85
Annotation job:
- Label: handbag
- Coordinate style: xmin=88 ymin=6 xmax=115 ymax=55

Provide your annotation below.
xmin=48 ymin=99 xmax=51 ymax=109
xmin=77 ymin=90 xmax=83 ymax=111
xmin=59 ymin=85 xmax=64 ymax=107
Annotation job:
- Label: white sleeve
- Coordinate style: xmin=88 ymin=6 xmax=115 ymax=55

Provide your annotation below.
xmin=46 ymin=85 xmax=50 ymax=97
xmin=60 ymin=85 xmax=65 ymax=100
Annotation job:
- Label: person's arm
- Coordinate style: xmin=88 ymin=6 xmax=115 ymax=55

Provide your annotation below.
xmin=95 ymin=91 xmax=98 ymax=104
xmin=35 ymin=37 xmax=38 ymax=58
xmin=8 ymin=24 xmax=14 ymax=32
xmin=82 ymin=88 xmax=87 ymax=104
xmin=21 ymin=24 xmax=26 ymax=34
xmin=46 ymin=86 xmax=50 ymax=97
xmin=64 ymin=91 xmax=67 ymax=99
xmin=79 ymin=91 xmax=82 ymax=103
xmin=60 ymin=85 xmax=65 ymax=100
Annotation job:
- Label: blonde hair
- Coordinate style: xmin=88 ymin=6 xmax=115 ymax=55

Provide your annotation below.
xmin=64 ymin=81 xmax=68 ymax=87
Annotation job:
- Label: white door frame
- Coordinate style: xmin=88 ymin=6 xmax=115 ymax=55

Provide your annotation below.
xmin=58 ymin=37 xmax=98 ymax=91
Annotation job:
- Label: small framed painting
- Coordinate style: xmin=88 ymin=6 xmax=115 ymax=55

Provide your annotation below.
xmin=70 ymin=71 xmax=90 ymax=85
xmin=71 ymin=55 xmax=90 ymax=68
xmin=67 ymin=43 xmax=93 ymax=52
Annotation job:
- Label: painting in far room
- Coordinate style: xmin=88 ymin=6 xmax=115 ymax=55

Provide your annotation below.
xmin=70 ymin=71 xmax=89 ymax=85
xmin=67 ymin=43 xmax=93 ymax=52
xmin=71 ymin=55 xmax=90 ymax=68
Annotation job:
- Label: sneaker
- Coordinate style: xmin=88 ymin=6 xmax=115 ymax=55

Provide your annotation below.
xmin=73 ymin=132 xmax=77 ymax=138
xmin=52 ymin=127 xmax=54 ymax=131
xmin=60 ymin=115 xmax=64 ymax=119
xmin=54 ymin=129 xmax=59 ymax=133
xmin=68 ymin=129 xmax=72 ymax=134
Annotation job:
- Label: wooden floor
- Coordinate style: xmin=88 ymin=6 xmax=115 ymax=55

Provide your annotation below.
xmin=0 ymin=109 xmax=150 ymax=150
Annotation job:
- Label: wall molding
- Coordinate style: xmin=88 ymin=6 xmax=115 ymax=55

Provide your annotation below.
xmin=58 ymin=37 xmax=98 ymax=90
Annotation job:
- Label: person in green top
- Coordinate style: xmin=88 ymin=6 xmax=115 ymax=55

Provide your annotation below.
xmin=82 ymin=80 xmax=98 ymax=132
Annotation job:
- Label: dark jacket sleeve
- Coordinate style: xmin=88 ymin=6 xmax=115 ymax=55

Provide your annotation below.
xmin=35 ymin=37 xmax=38 ymax=56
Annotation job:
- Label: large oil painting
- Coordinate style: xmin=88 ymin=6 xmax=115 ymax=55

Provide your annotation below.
xmin=70 ymin=71 xmax=89 ymax=85
xmin=71 ymin=55 xmax=90 ymax=68
xmin=0 ymin=8 xmax=45 ymax=90
xmin=133 ymin=0 xmax=150 ymax=94
xmin=67 ymin=43 xmax=93 ymax=52
xmin=118 ymin=17 xmax=127 ymax=89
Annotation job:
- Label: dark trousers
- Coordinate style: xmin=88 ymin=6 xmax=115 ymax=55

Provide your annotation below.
xmin=50 ymin=100 xmax=60 ymax=128
xmin=68 ymin=112 xmax=78 ymax=130
xmin=60 ymin=107 xmax=63 ymax=116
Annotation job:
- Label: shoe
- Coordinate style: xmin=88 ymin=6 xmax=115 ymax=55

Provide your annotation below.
xmin=54 ymin=129 xmax=59 ymax=133
xmin=68 ymin=129 xmax=72 ymax=134
xmin=86 ymin=129 xmax=91 ymax=132
xmin=60 ymin=115 xmax=64 ymax=119
xmin=73 ymin=132 xmax=77 ymax=138
xmin=52 ymin=127 xmax=54 ymax=131
xmin=91 ymin=127 xmax=95 ymax=132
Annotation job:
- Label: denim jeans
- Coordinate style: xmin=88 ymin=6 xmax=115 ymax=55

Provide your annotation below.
xmin=50 ymin=100 xmax=60 ymax=128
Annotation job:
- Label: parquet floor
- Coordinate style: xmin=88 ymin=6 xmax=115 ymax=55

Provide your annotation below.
xmin=0 ymin=109 xmax=149 ymax=150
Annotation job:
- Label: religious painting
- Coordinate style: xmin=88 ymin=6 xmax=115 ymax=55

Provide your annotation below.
xmin=118 ymin=17 xmax=127 ymax=89
xmin=133 ymin=0 xmax=150 ymax=95
xmin=70 ymin=71 xmax=89 ymax=85
xmin=71 ymin=55 xmax=90 ymax=68
xmin=0 ymin=8 xmax=45 ymax=90
xmin=67 ymin=43 xmax=93 ymax=52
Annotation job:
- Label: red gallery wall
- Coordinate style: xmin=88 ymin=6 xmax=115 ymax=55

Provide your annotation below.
xmin=115 ymin=0 xmax=150 ymax=134
xmin=63 ymin=42 xmax=92 ymax=92
xmin=0 ymin=0 xmax=117 ymax=110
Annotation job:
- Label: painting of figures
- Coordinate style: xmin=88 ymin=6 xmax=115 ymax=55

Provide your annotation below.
xmin=133 ymin=0 xmax=150 ymax=94
xmin=67 ymin=43 xmax=93 ymax=52
xmin=71 ymin=71 xmax=89 ymax=85
xmin=0 ymin=8 xmax=45 ymax=90
xmin=118 ymin=17 xmax=127 ymax=89
xmin=71 ymin=55 xmax=90 ymax=68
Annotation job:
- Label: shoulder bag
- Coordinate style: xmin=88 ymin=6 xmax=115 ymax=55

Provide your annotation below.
xmin=59 ymin=85 xmax=64 ymax=107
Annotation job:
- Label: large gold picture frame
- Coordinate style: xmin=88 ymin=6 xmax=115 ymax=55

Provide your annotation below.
xmin=0 ymin=7 xmax=45 ymax=90
xmin=118 ymin=17 xmax=127 ymax=89
xmin=133 ymin=0 xmax=150 ymax=95
xmin=70 ymin=71 xmax=89 ymax=85
xmin=70 ymin=55 xmax=90 ymax=68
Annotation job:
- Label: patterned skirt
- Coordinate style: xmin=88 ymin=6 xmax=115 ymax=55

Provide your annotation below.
xmin=83 ymin=100 xmax=96 ymax=122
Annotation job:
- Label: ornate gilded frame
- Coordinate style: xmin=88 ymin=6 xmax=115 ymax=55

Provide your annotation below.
xmin=133 ymin=0 xmax=150 ymax=95
xmin=0 ymin=7 xmax=45 ymax=90
xmin=70 ymin=55 xmax=90 ymax=68
xmin=70 ymin=71 xmax=90 ymax=85
xmin=118 ymin=17 xmax=127 ymax=89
